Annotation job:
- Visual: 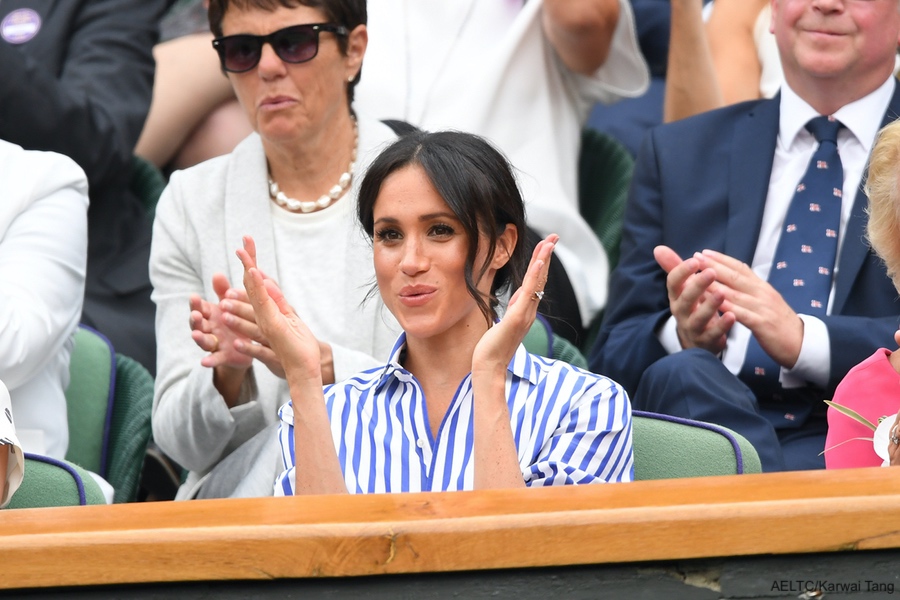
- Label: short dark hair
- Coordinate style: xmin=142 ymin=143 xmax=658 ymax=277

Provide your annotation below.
xmin=207 ymin=0 xmax=366 ymax=103
xmin=358 ymin=130 xmax=528 ymax=325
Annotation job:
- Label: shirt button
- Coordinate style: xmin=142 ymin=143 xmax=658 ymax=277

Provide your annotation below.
xmin=416 ymin=439 xmax=425 ymax=448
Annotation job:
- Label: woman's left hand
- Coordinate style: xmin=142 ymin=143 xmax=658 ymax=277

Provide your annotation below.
xmin=472 ymin=234 xmax=558 ymax=373
xmin=237 ymin=236 xmax=323 ymax=384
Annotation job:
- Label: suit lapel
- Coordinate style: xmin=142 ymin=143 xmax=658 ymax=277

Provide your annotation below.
xmin=725 ymin=98 xmax=780 ymax=262
xmin=223 ymin=134 xmax=281 ymax=289
xmin=832 ymin=82 xmax=900 ymax=313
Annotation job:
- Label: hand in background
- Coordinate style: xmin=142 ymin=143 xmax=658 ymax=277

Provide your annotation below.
xmin=189 ymin=272 xmax=252 ymax=371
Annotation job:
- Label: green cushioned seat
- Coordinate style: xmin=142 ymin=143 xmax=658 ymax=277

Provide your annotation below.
xmin=522 ymin=316 xmax=588 ymax=369
xmin=64 ymin=326 xmax=154 ymax=503
xmin=522 ymin=326 xmax=761 ymax=481
xmin=632 ymin=411 xmax=762 ymax=480
xmin=7 ymin=454 xmax=106 ymax=508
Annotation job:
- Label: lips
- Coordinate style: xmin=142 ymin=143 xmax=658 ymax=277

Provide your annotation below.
xmin=798 ymin=20 xmax=850 ymax=37
xmin=398 ymin=285 xmax=437 ymax=307
xmin=259 ymin=95 xmax=296 ymax=110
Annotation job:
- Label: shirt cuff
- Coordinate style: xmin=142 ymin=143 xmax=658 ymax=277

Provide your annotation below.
xmin=780 ymin=314 xmax=830 ymax=389
xmin=656 ymin=314 xmax=683 ymax=355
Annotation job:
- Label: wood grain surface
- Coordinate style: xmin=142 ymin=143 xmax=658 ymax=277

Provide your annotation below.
xmin=2 ymin=468 xmax=900 ymax=590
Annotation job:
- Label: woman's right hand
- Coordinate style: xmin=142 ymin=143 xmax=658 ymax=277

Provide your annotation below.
xmin=237 ymin=236 xmax=323 ymax=385
xmin=189 ymin=272 xmax=253 ymax=371
xmin=217 ymin=286 xmax=287 ymax=379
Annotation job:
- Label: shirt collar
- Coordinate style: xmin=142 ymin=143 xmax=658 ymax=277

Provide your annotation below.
xmin=779 ymin=76 xmax=896 ymax=152
xmin=373 ymin=331 xmax=542 ymax=389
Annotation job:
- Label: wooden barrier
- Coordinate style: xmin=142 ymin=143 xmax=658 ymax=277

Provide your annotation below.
xmin=2 ymin=468 xmax=900 ymax=593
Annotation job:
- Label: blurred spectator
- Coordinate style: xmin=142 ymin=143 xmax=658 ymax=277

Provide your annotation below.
xmin=0 ymin=0 xmax=170 ymax=374
xmin=0 ymin=139 xmax=88 ymax=466
xmin=136 ymin=0 xmax=252 ymax=173
xmin=588 ymin=0 xmax=717 ymax=157
xmin=663 ymin=0 xmax=771 ymax=123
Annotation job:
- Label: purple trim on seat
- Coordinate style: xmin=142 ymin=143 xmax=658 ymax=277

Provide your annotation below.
xmin=534 ymin=313 xmax=554 ymax=357
xmin=24 ymin=453 xmax=87 ymax=505
xmin=77 ymin=324 xmax=117 ymax=477
xmin=632 ymin=410 xmax=745 ymax=474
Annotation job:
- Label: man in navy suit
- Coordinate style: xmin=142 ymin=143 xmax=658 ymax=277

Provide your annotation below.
xmin=590 ymin=0 xmax=900 ymax=472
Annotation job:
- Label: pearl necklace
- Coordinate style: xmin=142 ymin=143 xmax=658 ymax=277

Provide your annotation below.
xmin=268 ymin=117 xmax=359 ymax=214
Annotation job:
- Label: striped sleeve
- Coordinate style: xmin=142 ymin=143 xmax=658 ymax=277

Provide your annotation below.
xmin=523 ymin=371 xmax=634 ymax=486
xmin=274 ymin=402 xmax=296 ymax=496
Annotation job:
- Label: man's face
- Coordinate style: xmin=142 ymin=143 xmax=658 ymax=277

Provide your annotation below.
xmin=772 ymin=0 xmax=900 ymax=97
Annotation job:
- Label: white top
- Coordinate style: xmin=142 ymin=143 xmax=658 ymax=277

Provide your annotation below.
xmin=275 ymin=333 xmax=634 ymax=495
xmin=356 ymin=0 xmax=650 ymax=325
xmin=268 ymin=187 xmax=389 ymax=358
xmin=150 ymin=115 xmax=402 ymax=493
xmin=658 ymin=77 xmax=896 ymax=388
xmin=0 ymin=140 xmax=88 ymax=460
xmin=0 ymin=379 xmax=24 ymax=508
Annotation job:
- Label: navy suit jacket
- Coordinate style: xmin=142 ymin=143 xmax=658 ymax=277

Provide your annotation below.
xmin=589 ymin=85 xmax=900 ymax=399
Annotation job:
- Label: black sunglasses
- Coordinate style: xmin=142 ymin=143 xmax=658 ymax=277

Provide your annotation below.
xmin=212 ymin=23 xmax=349 ymax=73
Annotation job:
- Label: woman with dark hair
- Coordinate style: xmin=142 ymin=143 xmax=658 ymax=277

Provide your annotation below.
xmin=239 ymin=131 xmax=633 ymax=494
xmin=151 ymin=0 xmax=402 ymax=498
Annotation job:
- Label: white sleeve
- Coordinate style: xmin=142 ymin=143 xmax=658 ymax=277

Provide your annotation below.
xmin=150 ymin=178 xmax=272 ymax=473
xmin=0 ymin=154 xmax=87 ymax=389
xmin=564 ymin=0 xmax=651 ymax=105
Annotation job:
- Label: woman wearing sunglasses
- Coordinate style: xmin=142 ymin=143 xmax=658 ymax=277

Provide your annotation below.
xmin=150 ymin=0 xmax=403 ymax=499
xmin=239 ymin=131 xmax=633 ymax=494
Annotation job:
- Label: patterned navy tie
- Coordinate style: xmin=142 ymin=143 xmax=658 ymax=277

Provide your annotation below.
xmin=739 ymin=116 xmax=843 ymax=408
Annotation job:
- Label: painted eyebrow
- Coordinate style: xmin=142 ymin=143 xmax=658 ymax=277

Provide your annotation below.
xmin=373 ymin=212 xmax=460 ymax=226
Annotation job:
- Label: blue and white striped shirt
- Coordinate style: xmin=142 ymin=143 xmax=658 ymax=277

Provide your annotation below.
xmin=275 ymin=334 xmax=633 ymax=495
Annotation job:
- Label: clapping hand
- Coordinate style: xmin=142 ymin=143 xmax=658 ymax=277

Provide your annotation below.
xmin=472 ymin=234 xmax=558 ymax=372
xmin=654 ymin=245 xmax=735 ymax=355
xmin=695 ymin=249 xmax=803 ymax=368
xmin=236 ymin=236 xmax=322 ymax=384
xmin=189 ymin=272 xmax=253 ymax=370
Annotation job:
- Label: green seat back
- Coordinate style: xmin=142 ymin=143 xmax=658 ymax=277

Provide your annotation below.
xmin=65 ymin=326 xmax=115 ymax=476
xmin=107 ymin=354 xmax=154 ymax=503
xmin=7 ymin=454 xmax=106 ymax=508
xmin=632 ymin=411 xmax=762 ymax=480
xmin=64 ymin=326 xmax=155 ymax=503
xmin=522 ymin=317 xmax=588 ymax=369
xmin=577 ymin=128 xmax=635 ymax=353
xmin=131 ymin=155 xmax=167 ymax=219
xmin=578 ymin=127 xmax=634 ymax=272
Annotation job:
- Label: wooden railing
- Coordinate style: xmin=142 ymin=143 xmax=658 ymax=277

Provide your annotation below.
xmin=3 ymin=468 xmax=900 ymax=590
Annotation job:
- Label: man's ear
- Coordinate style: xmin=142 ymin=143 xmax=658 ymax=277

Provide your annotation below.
xmin=345 ymin=24 xmax=368 ymax=80
xmin=491 ymin=224 xmax=518 ymax=270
